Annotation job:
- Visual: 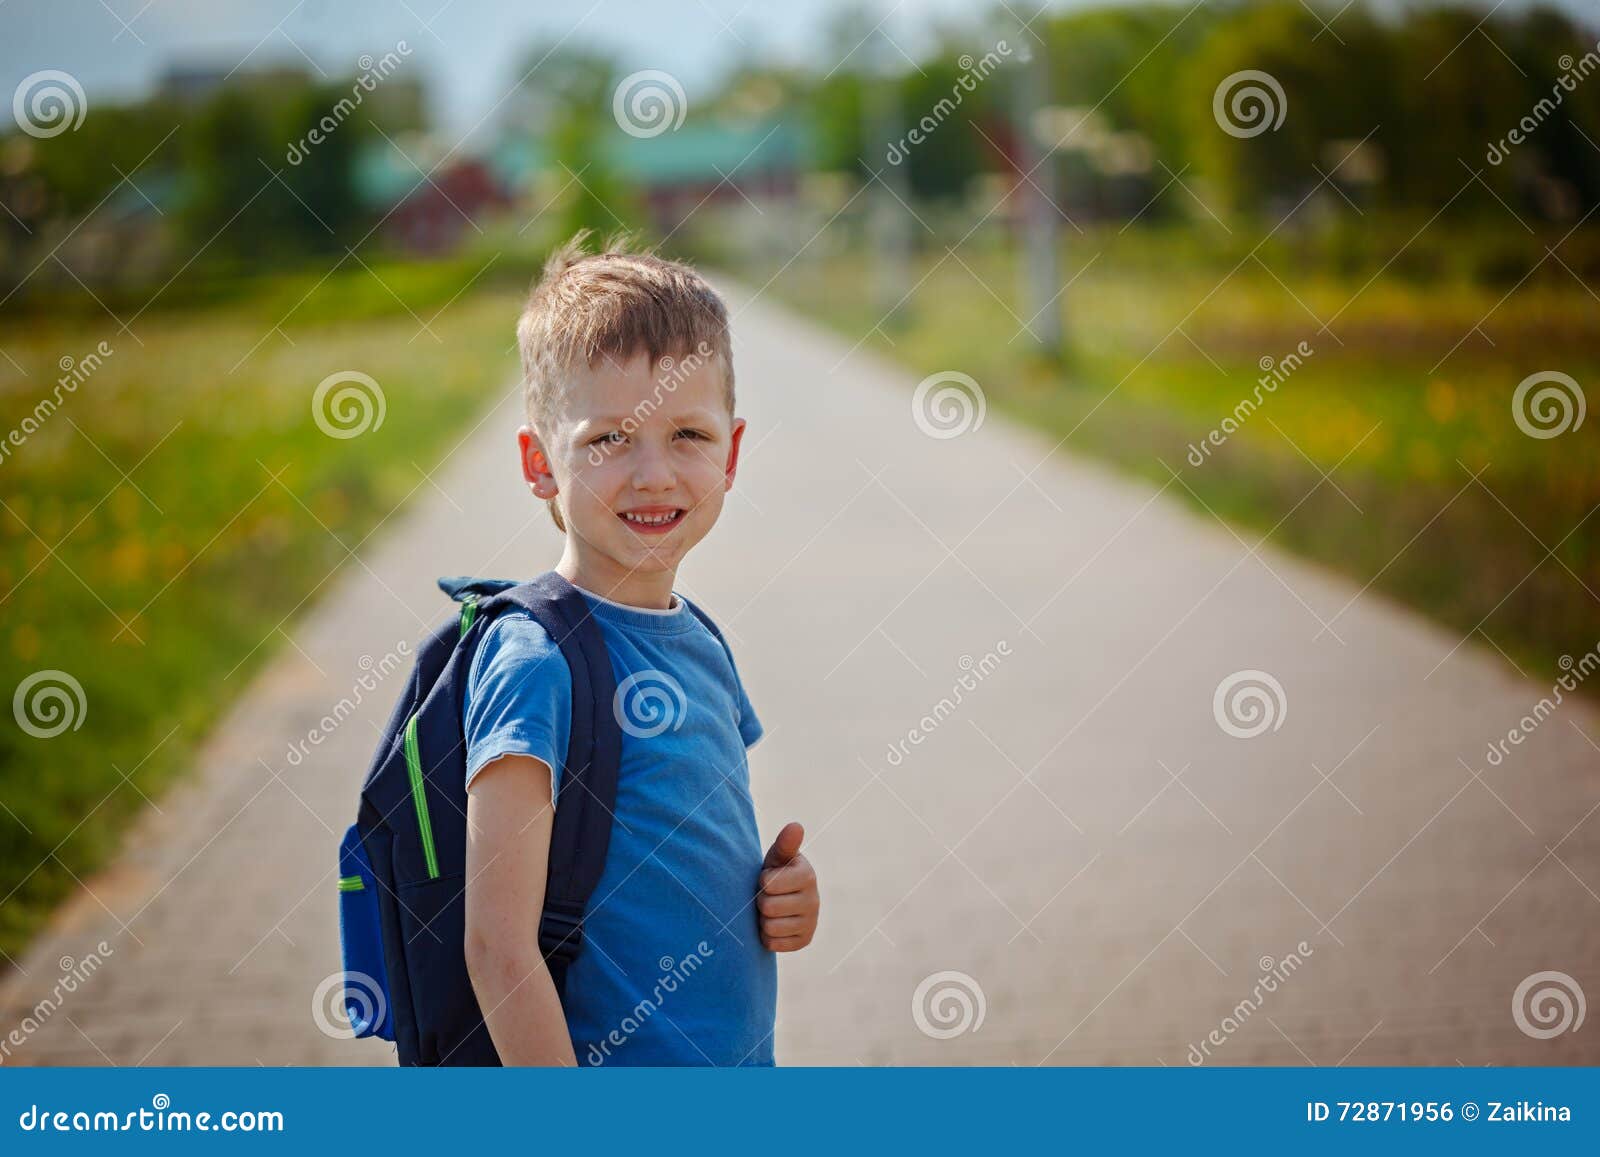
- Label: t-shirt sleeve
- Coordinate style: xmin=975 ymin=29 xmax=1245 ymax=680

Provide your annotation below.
xmin=719 ymin=635 xmax=764 ymax=750
xmin=462 ymin=612 xmax=572 ymax=797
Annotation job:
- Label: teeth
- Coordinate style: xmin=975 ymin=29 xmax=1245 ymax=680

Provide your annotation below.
xmin=622 ymin=510 xmax=678 ymax=526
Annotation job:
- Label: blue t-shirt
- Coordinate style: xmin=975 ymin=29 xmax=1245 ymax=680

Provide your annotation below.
xmin=462 ymin=583 xmax=775 ymax=1066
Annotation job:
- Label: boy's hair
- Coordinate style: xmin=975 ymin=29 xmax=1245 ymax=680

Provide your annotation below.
xmin=515 ymin=230 xmax=736 ymax=532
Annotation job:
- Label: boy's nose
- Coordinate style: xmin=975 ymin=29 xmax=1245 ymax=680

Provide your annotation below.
xmin=630 ymin=445 xmax=676 ymax=491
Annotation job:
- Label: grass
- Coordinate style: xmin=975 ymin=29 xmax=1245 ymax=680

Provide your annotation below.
xmin=0 ymin=257 xmax=528 ymax=962
xmin=735 ymin=223 xmax=1600 ymax=687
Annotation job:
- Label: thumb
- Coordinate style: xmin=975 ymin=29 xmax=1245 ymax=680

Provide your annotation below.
xmin=762 ymin=821 xmax=805 ymax=869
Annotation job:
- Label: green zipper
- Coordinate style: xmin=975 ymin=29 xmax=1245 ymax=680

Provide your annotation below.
xmin=458 ymin=595 xmax=478 ymax=639
xmin=338 ymin=875 xmax=365 ymax=892
xmin=403 ymin=714 xmax=439 ymax=878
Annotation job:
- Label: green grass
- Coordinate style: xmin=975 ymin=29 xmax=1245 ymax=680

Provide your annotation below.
xmin=0 ymin=261 xmax=527 ymax=962
xmin=739 ymin=225 xmax=1600 ymax=685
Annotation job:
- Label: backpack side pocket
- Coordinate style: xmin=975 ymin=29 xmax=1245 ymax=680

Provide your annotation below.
xmin=338 ymin=822 xmax=394 ymax=1041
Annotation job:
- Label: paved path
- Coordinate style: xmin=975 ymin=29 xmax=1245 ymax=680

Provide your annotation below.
xmin=3 ymin=283 xmax=1598 ymax=1066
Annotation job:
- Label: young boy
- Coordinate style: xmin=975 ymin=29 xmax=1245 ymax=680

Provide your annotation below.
xmin=460 ymin=232 xmax=819 ymax=1066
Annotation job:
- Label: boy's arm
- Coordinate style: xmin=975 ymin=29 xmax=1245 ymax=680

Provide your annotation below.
xmin=464 ymin=753 xmax=577 ymax=1066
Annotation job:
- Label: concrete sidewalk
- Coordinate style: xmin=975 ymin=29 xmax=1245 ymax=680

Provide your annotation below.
xmin=3 ymin=282 xmax=1597 ymax=1065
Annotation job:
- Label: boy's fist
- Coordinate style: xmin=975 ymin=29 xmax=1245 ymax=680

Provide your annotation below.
xmin=757 ymin=821 xmax=819 ymax=952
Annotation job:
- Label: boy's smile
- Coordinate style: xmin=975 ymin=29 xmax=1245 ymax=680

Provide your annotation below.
xmin=518 ymin=347 xmax=745 ymax=608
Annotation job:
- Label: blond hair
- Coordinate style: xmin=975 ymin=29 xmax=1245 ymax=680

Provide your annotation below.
xmin=515 ymin=231 xmax=735 ymax=533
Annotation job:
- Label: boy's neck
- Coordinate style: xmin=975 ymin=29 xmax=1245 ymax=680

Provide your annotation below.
xmin=555 ymin=546 xmax=678 ymax=611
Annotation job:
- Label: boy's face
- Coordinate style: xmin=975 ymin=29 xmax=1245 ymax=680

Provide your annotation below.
xmin=518 ymin=349 xmax=745 ymax=583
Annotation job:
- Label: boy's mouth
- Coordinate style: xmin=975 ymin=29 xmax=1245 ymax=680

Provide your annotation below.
xmin=618 ymin=506 xmax=686 ymax=534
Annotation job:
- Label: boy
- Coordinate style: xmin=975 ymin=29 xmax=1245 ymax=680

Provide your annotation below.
xmin=460 ymin=232 xmax=819 ymax=1065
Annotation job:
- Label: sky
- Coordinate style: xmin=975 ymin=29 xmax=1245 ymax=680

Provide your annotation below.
xmin=3 ymin=0 xmax=1595 ymax=148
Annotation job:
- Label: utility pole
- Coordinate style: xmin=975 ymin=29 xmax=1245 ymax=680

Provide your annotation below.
xmin=1012 ymin=11 xmax=1062 ymax=355
xmin=864 ymin=21 xmax=913 ymax=329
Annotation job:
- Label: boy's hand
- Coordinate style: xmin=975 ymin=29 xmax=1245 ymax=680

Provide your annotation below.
xmin=758 ymin=821 xmax=818 ymax=952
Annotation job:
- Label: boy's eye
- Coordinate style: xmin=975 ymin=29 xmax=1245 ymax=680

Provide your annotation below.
xmin=674 ymin=428 xmax=707 ymax=441
xmin=590 ymin=431 xmax=625 ymax=446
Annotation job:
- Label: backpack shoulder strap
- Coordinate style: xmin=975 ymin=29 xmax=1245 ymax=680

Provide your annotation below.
xmin=480 ymin=571 xmax=621 ymax=997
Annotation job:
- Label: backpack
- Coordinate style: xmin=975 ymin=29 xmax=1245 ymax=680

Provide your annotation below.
xmin=335 ymin=570 xmax=623 ymax=1066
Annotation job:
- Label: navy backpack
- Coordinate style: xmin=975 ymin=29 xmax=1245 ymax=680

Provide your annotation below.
xmin=336 ymin=571 xmax=621 ymax=1066
xmin=336 ymin=570 xmax=730 ymax=1065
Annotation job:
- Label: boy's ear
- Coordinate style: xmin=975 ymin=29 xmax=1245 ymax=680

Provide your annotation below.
xmin=518 ymin=425 xmax=559 ymax=498
xmin=724 ymin=417 xmax=747 ymax=491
